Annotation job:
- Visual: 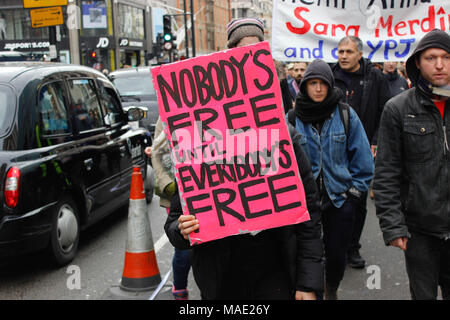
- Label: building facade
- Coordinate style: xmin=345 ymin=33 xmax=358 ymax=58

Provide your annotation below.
xmin=156 ymin=0 xmax=231 ymax=57
xmin=0 ymin=0 xmax=153 ymax=71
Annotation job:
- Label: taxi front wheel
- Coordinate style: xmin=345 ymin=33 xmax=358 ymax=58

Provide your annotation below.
xmin=47 ymin=196 xmax=80 ymax=267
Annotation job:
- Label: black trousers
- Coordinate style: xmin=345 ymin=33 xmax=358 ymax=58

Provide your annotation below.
xmin=404 ymin=231 xmax=450 ymax=300
xmin=348 ymin=191 xmax=368 ymax=252
xmin=216 ymin=231 xmax=293 ymax=300
xmin=322 ymin=199 xmax=356 ymax=288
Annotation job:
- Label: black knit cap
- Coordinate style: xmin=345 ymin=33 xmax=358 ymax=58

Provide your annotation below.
xmin=299 ymin=59 xmax=335 ymax=95
xmin=406 ymin=29 xmax=450 ymax=86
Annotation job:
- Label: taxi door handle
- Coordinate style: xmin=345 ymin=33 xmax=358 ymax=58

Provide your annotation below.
xmin=84 ymin=158 xmax=93 ymax=171
xmin=120 ymin=145 xmax=127 ymax=157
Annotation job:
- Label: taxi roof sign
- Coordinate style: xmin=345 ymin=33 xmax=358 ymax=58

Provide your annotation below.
xmin=24 ymin=0 xmax=68 ymax=8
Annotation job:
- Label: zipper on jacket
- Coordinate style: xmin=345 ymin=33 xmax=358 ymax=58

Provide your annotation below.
xmin=441 ymin=106 xmax=450 ymax=155
xmin=443 ymin=125 xmax=449 ymax=155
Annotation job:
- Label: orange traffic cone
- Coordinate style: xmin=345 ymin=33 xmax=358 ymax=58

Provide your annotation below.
xmin=120 ymin=166 xmax=161 ymax=292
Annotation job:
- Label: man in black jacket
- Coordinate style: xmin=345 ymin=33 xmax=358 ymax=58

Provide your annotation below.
xmin=164 ymin=17 xmax=324 ymax=300
xmin=382 ymin=61 xmax=409 ymax=97
xmin=332 ymin=36 xmax=391 ymax=269
xmin=373 ymin=29 xmax=450 ymax=300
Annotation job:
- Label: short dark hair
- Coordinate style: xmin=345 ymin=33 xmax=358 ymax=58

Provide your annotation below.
xmin=338 ymin=36 xmax=363 ymax=52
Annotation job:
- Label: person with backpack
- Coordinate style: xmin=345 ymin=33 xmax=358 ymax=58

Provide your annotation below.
xmin=287 ymin=59 xmax=374 ymax=299
xmin=332 ymin=36 xmax=391 ymax=269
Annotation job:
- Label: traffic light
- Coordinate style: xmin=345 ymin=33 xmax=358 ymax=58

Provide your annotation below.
xmin=154 ymin=33 xmax=164 ymax=58
xmin=163 ymin=15 xmax=171 ymax=40
xmin=163 ymin=15 xmax=176 ymax=51
xmin=90 ymin=49 xmax=101 ymax=62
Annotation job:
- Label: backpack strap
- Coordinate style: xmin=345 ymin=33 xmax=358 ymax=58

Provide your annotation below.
xmin=338 ymin=103 xmax=350 ymax=139
xmin=287 ymin=109 xmax=296 ymax=127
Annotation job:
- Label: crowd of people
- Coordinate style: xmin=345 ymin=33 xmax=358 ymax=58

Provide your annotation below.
xmin=146 ymin=17 xmax=450 ymax=300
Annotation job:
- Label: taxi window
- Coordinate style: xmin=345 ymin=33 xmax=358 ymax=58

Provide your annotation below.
xmin=38 ymin=82 xmax=70 ymax=135
xmin=67 ymin=79 xmax=104 ymax=132
xmin=97 ymin=80 xmax=122 ymax=126
xmin=0 ymin=84 xmax=15 ymax=137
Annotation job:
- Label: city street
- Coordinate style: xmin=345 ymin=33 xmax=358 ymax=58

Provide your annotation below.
xmin=0 ymin=194 xmax=412 ymax=300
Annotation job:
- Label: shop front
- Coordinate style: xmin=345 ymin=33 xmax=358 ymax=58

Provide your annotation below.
xmin=79 ymin=35 xmax=115 ymax=72
xmin=118 ymin=37 xmax=146 ymax=68
xmin=115 ymin=2 xmax=147 ymax=69
xmin=0 ymin=3 xmax=70 ymax=62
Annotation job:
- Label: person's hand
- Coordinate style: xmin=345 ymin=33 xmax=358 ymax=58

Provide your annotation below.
xmin=178 ymin=215 xmax=199 ymax=240
xmin=371 ymin=145 xmax=377 ymax=158
xmin=144 ymin=146 xmax=152 ymax=158
xmin=389 ymin=237 xmax=408 ymax=251
xmin=295 ymin=291 xmax=316 ymax=300
xmin=347 ymin=187 xmax=363 ymax=206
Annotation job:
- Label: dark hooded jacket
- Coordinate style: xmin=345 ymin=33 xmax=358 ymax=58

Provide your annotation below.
xmin=164 ymin=125 xmax=324 ymax=299
xmin=383 ymin=71 xmax=409 ymax=97
xmin=373 ymin=29 xmax=450 ymax=245
xmin=332 ymin=57 xmax=391 ymax=145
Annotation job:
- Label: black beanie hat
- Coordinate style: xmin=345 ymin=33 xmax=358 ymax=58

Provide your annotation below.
xmin=406 ymin=29 xmax=450 ymax=86
xmin=299 ymin=59 xmax=334 ymax=95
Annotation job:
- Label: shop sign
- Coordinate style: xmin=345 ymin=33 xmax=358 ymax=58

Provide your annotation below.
xmin=96 ymin=37 xmax=110 ymax=48
xmin=3 ymin=41 xmax=50 ymax=50
xmin=24 ymin=0 xmax=67 ymax=8
xmin=119 ymin=38 xmax=144 ymax=48
xmin=30 ymin=6 xmax=64 ymax=28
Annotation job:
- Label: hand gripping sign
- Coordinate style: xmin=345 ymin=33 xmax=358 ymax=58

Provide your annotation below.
xmin=152 ymin=42 xmax=310 ymax=245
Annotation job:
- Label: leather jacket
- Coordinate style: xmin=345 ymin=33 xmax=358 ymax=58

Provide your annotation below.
xmin=374 ymin=88 xmax=450 ymax=244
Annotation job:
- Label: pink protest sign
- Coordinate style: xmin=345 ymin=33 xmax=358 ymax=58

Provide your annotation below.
xmin=151 ymin=41 xmax=310 ymax=245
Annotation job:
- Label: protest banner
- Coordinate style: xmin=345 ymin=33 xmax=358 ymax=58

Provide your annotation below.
xmin=151 ymin=41 xmax=310 ymax=245
xmin=272 ymin=0 xmax=449 ymax=62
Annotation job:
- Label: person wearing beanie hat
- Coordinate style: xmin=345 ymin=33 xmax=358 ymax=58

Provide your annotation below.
xmin=332 ymin=36 xmax=391 ymax=271
xmin=165 ymin=21 xmax=324 ymax=300
xmin=287 ymin=59 xmax=374 ymax=300
xmin=373 ymin=29 xmax=450 ymax=300
xmin=226 ymin=18 xmax=264 ymax=49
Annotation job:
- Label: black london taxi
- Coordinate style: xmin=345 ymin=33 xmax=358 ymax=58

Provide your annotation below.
xmin=0 ymin=62 xmax=152 ymax=266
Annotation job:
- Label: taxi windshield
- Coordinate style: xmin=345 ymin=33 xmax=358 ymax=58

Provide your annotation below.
xmin=111 ymin=74 xmax=155 ymax=97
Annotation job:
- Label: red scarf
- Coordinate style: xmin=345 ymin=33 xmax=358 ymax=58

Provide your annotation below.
xmin=434 ymin=100 xmax=446 ymax=119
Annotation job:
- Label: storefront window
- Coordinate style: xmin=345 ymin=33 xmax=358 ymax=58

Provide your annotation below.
xmin=0 ymin=9 xmax=48 ymax=40
xmin=0 ymin=8 xmax=69 ymax=41
xmin=117 ymin=4 xmax=145 ymax=39
xmin=80 ymin=0 xmax=109 ymax=36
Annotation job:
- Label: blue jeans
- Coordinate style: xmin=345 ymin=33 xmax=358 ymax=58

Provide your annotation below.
xmin=172 ymin=247 xmax=191 ymax=290
xmin=322 ymin=199 xmax=356 ymax=288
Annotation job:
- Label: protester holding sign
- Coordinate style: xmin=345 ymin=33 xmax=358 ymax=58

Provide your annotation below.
xmin=331 ymin=36 xmax=391 ymax=269
xmin=163 ymin=18 xmax=324 ymax=300
xmin=374 ymin=29 xmax=450 ymax=300
xmin=287 ymin=59 xmax=374 ymax=299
